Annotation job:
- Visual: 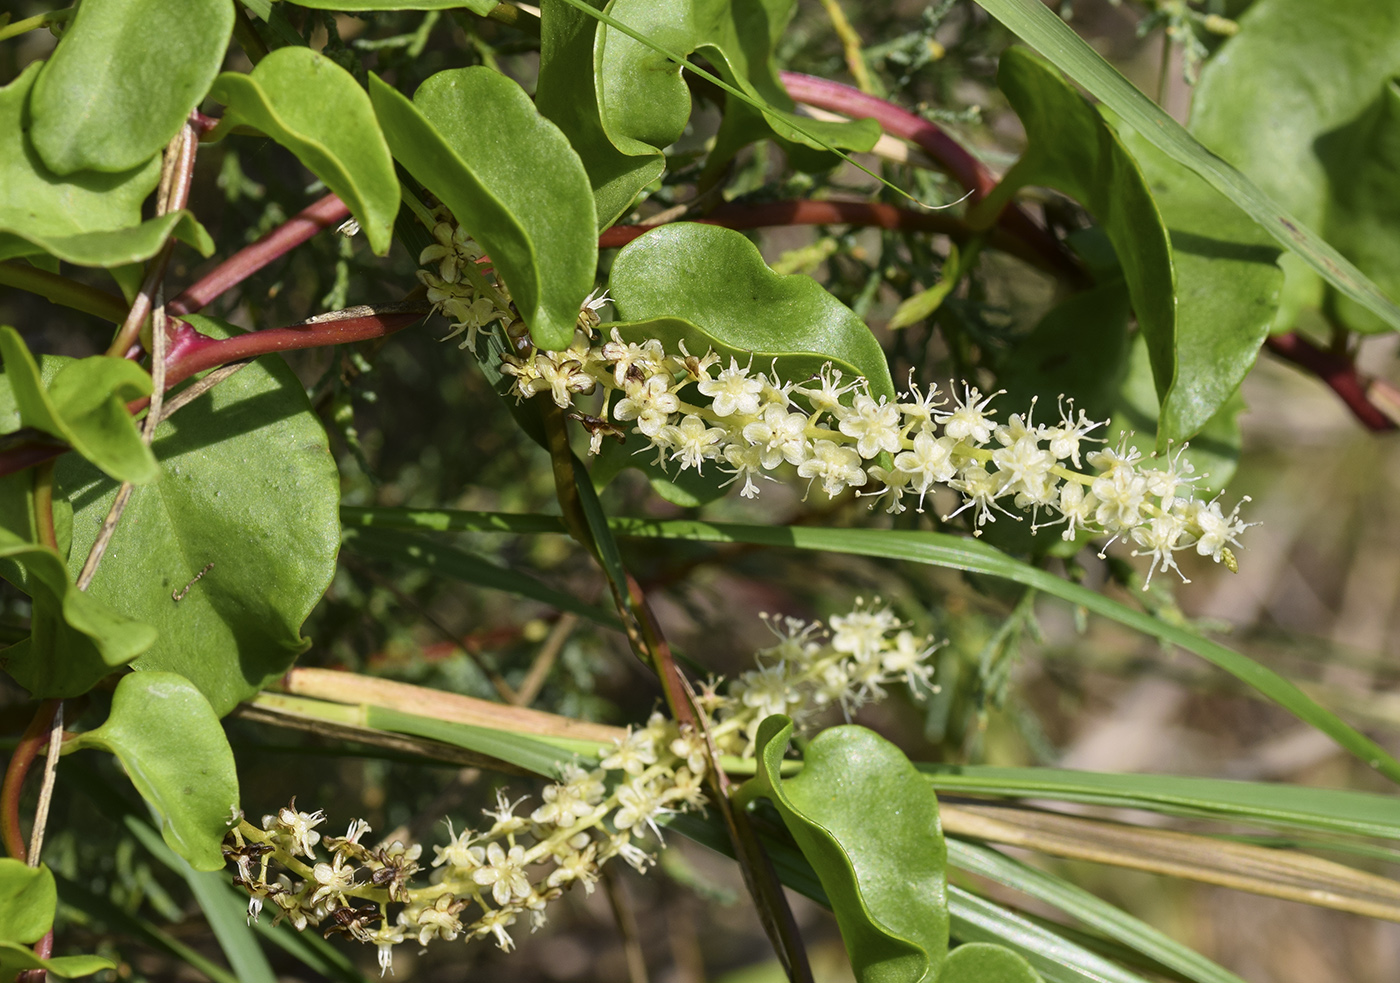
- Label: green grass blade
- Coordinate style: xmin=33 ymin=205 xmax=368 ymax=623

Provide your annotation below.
xmin=971 ymin=0 xmax=1400 ymax=332
xmin=247 ymin=895 xmax=369 ymax=983
xmin=920 ymin=765 xmax=1400 ymax=840
xmin=604 ymin=517 xmax=1400 ymax=785
xmin=365 ymin=705 xmax=596 ymax=775
xmin=51 ymin=871 xmax=241 ymax=983
xmin=341 ymin=525 xmax=621 ymax=629
xmin=336 ymin=507 xmax=1400 ymax=784
xmin=124 ymin=816 xmax=277 ymax=983
xmin=948 ymin=840 xmax=1246 ymax=983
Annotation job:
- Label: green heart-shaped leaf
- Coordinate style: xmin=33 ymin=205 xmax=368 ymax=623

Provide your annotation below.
xmin=536 ymin=0 xmax=666 ymax=229
xmin=743 ymin=716 xmax=948 ymax=983
xmin=27 ymin=0 xmax=234 ymax=175
xmin=0 ymin=859 xmax=55 ymax=944
xmin=67 ymin=672 xmax=239 ymax=871
xmin=1191 ymin=0 xmax=1400 ymax=334
xmin=0 ymin=326 xmax=156 ymax=485
xmin=983 ymin=48 xmax=1176 ymax=445
xmin=0 ymin=944 xmax=113 ymax=980
xmin=597 ymin=223 xmax=894 ymax=503
xmin=593 ymin=0 xmax=878 ymax=170
xmin=370 ymin=67 xmax=597 ymax=350
xmin=209 ymin=48 xmax=400 ymax=256
xmin=0 ymin=65 xmax=212 ymax=268
xmin=56 ymin=315 xmax=340 ymax=716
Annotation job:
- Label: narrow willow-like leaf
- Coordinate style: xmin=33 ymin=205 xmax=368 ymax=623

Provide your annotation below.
xmin=369 ymin=68 xmax=596 ymax=349
xmin=342 ymin=526 xmax=621 ymax=629
xmin=124 ymin=818 xmax=278 ymax=983
xmin=948 ymin=840 xmax=1247 ymax=983
xmin=331 ymin=505 xmax=1400 ymax=785
xmin=971 ymin=0 xmax=1400 ymax=333
xmin=28 ymin=0 xmax=234 ymax=174
xmin=366 ymin=706 xmax=590 ymax=776
xmin=66 ymin=673 xmax=240 ymax=871
xmin=921 ymin=765 xmax=1400 ymax=840
xmin=209 ymin=49 xmax=399 ymax=255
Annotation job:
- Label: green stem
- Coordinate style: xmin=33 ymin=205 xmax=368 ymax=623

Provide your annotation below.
xmin=0 ymin=262 xmax=128 ymax=323
xmin=0 ymin=7 xmax=74 ymax=43
xmin=32 ymin=461 xmax=56 ymax=551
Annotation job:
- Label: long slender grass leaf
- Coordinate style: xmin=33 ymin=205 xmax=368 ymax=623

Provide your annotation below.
xmin=970 ymin=0 xmax=1400 ymax=333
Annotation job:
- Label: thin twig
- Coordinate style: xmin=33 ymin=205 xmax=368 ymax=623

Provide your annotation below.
xmin=511 ymin=612 xmax=578 ymax=707
xmin=1265 ymin=332 xmax=1400 ymax=432
xmin=155 ymin=361 xmax=253 ymax=423
xmin=26 ymin=703 xmax=63 ymax=866
xmin=602 ymin=865 xmax=650 ymax=983
xmin=0 ymin=700 xmax=60 ymax=861
xmin=106 ymin=123 xmax=198 ymax=358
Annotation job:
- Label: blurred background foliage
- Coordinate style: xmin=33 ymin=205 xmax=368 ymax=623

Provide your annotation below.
xmin=3 ymin=0 xmax=1399 ymax=981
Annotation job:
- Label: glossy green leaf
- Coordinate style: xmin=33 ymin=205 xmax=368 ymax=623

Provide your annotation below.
xmin=0 ymin=527 xmax=157 ymax=699
xmin=942 ymin=944 xmax=1042 ymax=983
xmin=922 ymin=765 xmax=1400 ymax=840
xmin=27 ymin=0 xmax=233 ymax=174
xmin=67 ymin=672 xmax=240 ymax=871
xmin=601 ymin=223 xmax=895 ymax=501
xmin=536 ymin=0 xmax=665 ymax=229
xmin=209 ymin=48 xmax=399 ymax=256
xmin=1191 ymin=0 xmax=1400 ymax=334
xmin=55 ymin=315 xmax=340 ymax=716
xmin=981 ymin=49 xmax=1176 ymax=429
xmin=341 ymin=525 xmax=621 ymax=629
xmin=369 ymin=67 xmax=597 ymax=349
xmin=971 ymin=0 xmax=1400 ymax=334
xmin=592 ymin=0 xmax=879 ymax=167
xmin=0 ymin=859 xmax=55 ymax=944
xmin=0 ymin=326 xmax=156 ymax=484
xmin=743 ymin=717 xmax=949 ymax=983
xmin=296 ymin=0 xmax=495 ymax=8
xmin=0 ymin=64 xmax=212 ymax=268
xmin=1108 ymin=334 xmax=1242 ymax=491
xmin=0 ymin=944 xmax=114 ymax=979
xmin=948 ymin=840 xmax=1246 ymax=983
xmin=1109 ymin=112 xmax=1282 ymax=437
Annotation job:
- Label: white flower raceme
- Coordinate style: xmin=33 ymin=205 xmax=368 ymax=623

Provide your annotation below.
xmin=226 ymin=601 xmax=944 ymax=970
xmin=416 ymin=212 xmax=1252 ymax=585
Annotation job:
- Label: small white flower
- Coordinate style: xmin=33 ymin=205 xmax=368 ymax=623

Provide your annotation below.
xmin=472 ymin=841 xmax=533 ymax=906
xmin=699 ymin=358 xmax=765 ymax=418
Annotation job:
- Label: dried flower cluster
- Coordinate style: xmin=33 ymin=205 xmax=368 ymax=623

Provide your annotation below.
xmin=225 ymin=603 xmax=939 ymax=974
xmin=416 ymin=216 xmax=1251 ymax=586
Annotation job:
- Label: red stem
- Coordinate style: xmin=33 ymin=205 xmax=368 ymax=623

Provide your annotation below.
xmin=0 ymin=700 xmax=59 ymax=862
xmin=600 ymin=199 xmax=1053 ymax=273
xmin=1265 ymin=333 xmax=1397 ymax=432
xmin=167 ymin=193 xmax=351 ymax=316
xmin=778 ymin=71 xmax=1085 ymax=283
xmin=160 ymin=310 xmax=423 ymax=390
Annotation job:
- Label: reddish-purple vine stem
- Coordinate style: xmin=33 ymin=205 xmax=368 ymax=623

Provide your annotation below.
xmin=778 ymin=71 xmax=1086 ymax=284
xmin=600 ymin=198 xmax=1053 ymax=274
xmin=167 ymin=193 xmax=351 ymax=316
xmin=1265 ymin=333 xmax=1399 ymax=432
xmin=0 ymin=700 xmax=59 ymax=862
